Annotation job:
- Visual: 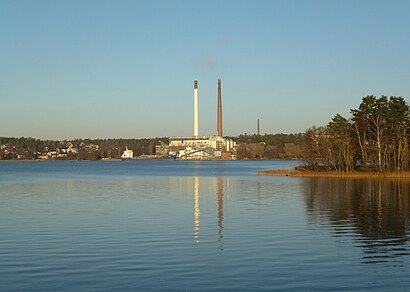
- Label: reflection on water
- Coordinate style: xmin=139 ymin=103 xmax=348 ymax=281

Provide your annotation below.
xmin=4 ymin=161 xmax=410 ymax=290
xmin=302 ymin=178 xmax=410 ymax=263
xmin=193 ymin=177 xmax=224 ymax=249
xmin=194 ymin=177 xmax=200 ymax=245
xmin=217 ymin=177 xmax=224 ymax=248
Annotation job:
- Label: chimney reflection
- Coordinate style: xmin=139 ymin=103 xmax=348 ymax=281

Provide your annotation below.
xmin=217 ymin=177 xmax=224 ymax=248
xmin=193 ymin=176 xmax=225 ymax=248
xmin=194 ymin=176 xmax=200 ymax=245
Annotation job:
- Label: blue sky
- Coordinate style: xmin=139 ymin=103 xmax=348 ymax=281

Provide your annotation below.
xmin=1 ymin=0 xmax=409 ymax=139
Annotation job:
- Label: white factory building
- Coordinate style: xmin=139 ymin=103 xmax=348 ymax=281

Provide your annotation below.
xmin=168 ymin=135 xmax=236 ymax=160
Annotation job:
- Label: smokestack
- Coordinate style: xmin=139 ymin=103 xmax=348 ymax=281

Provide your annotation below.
xmin=217 ymin=79 xmax=223 ymax=137
xmin=194 ymin=80 xmax=199 ymax=137
xmin=257 ymin=119 xmax=260 ymax=135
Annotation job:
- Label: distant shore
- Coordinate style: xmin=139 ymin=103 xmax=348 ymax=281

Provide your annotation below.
xmin=257 ymin=169 xmax=410 ymax=179
xmin=0 ymin=159 xmax=122 ymax=162
xmin=0 ymin=159 xmax=43 ymax=162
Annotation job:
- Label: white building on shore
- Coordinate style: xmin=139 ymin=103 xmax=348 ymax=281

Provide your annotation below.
xmin=168 ymin=135 xmax=236 ymax=160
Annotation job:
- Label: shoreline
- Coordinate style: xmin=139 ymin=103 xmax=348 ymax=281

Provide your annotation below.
xmin=257 ymin=169 xmax=410 ymax=179
xmin=0 ymin=159 xmax=122 ymax=162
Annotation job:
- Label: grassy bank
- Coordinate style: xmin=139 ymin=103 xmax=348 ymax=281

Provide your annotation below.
xmin=257 ymin=169 xmax=410 ymax=179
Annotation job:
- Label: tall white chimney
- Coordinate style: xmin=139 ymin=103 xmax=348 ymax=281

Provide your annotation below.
xmin=194 ymin=80 xmax=199 ymax=137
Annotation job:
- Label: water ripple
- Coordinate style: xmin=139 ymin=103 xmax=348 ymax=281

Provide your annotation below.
xmin=1 ymin=162 xmax=410 ymax=290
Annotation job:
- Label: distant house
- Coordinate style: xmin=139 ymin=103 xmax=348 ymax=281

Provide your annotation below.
xmin=38 ymin=154 xmax=49 ymax=160
xmin=4 ymin=144 xmax=16 ymax=153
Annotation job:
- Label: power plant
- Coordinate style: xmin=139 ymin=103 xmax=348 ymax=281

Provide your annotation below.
xmin=156 ymin=79 xmax=236 ymax=160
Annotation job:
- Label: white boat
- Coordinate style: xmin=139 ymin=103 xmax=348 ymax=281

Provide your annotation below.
xmin=121 ymin=147 xmax=134 ymax=160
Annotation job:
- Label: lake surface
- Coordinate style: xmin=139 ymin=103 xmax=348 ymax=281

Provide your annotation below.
xmin=1 ymin=160 xmax=410 ymax=290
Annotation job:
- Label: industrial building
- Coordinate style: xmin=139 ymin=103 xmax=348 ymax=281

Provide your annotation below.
xmin=156 ymin=79 xmax=236 ymax=160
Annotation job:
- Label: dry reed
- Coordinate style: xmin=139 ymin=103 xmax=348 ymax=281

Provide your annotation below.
xmin=257 ymin=169 xmax=410 ymax=179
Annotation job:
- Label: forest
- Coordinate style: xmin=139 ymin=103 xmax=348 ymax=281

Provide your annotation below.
xmin=0 ymin=137 xmax=169 ymax=160
xmin=230 ymin=133 xmax=302 ymax=160
xmin=301 ymin=95 xmax=410 ymax=172
xmin=0 ymin=134 xmax=302 ymax=160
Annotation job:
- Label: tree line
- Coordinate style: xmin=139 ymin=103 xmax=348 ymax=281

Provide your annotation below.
xmin=0 ymin=137 xmax=169 ymax=160
xmin=229 ymin=133 xmax=302 ymax=160
xmin=301 ymin=95 xmax=410 ymax=172
xmin=0 ymin=134 xmax=303 ymax=160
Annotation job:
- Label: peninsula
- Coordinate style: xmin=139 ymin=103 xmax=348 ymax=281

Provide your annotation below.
xmin=260 ymin=95 xmax=410 ymax=177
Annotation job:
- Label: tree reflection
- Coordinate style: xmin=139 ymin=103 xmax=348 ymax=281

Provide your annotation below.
xmin=302 ymin=178 xmax=410 ymax=261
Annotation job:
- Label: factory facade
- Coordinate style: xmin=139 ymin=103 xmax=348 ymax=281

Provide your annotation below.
xmin=156 ymin=79 xmax=236 ymax=160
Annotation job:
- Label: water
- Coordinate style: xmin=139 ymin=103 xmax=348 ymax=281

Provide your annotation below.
xmin=1 ymin=160 xmax=410 ymax=290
